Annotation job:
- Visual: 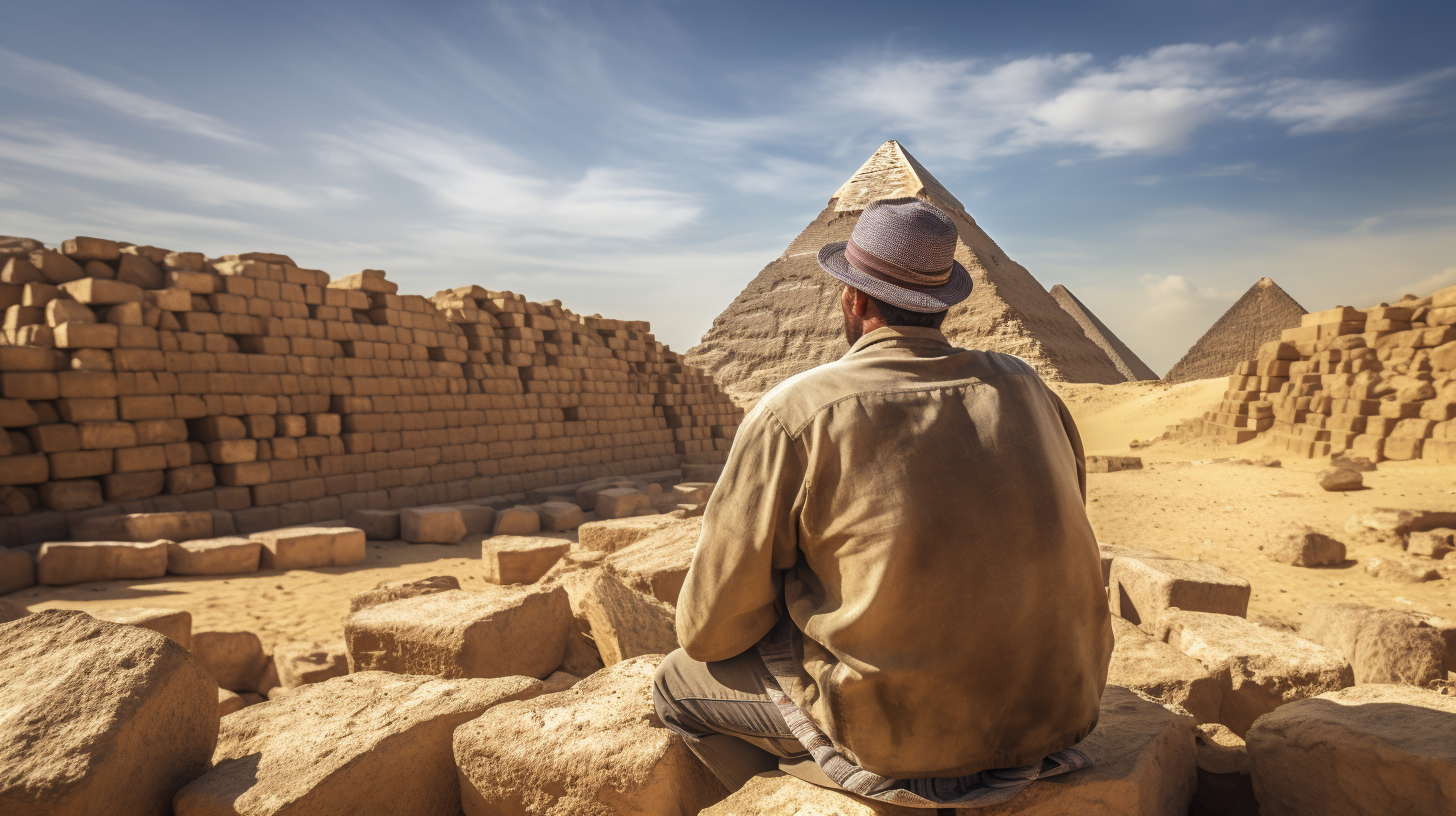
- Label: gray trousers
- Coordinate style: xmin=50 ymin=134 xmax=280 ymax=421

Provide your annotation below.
xmin=651 ymin=647 xmax=809 ymax=791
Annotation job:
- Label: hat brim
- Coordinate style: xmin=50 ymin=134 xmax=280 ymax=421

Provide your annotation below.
xmin=816 ymin=241 xmax=972 ymax=313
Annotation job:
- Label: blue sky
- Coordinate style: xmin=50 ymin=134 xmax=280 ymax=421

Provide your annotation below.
xmin=1 ymin=1 xmax=1452 ymax=374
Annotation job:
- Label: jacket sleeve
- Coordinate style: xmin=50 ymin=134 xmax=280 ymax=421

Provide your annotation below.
xmin=1049 ymin=389 xmax=1088 ymax=502
xmin=675 ymin=403 xmax=805 ymax=663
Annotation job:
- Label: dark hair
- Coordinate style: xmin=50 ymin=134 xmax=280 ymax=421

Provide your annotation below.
xmin=868 ymin=295 xmax=948 ymax=329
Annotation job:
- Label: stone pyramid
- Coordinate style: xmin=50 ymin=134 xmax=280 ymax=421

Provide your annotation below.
xmin=1049 ymin=284 xmax=1158 ymax=382
xmin=1164 ymin=277 xmax=1307 ymax=384
xmin=685 ymin=141 xmax=1127 ymax=406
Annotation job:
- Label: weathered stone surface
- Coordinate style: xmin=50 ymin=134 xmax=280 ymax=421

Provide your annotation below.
xmin=167 ymin=536 xmax=261 ymax=575
xmin=492 ymin=506 xmax=541 ymax=536
xmin=580 ymin=571 xmax=679 ymax=666
xmin=1318 ymin=468 xmax=1364 ymax=491
xmin=453 ymin=504 xmax=497 ymax=535
xmin=1159 ymin=610 xmax=1354 ymax=736
xmin=174 ymin=672 xmax=540 ymax=816
xmin=401 ymin=506 xmax=467 ymax=544
xmin=72 ymin=510 xmax=213 ymax=542
xmin=536 ymin=501 xmax=584 ymax=531
xmin=578 ymin=515 xmax=678 ymax=553
xmin=1363 ymin=555 xmax=1442 ymax=583
xmin=1097 ymin=544 xmax=1170 ymax=586
xmin=669 ymin=481 xmax=714 ymax=506
xmin=0 ymin=546 xmax=35 ymax=593
xmin=594 ymin=487 xmax=652 ymax=519
xmin=348 ymin=575 xmax=461 ymax=614
xmin=193 ymin=630 xmax=269 ymax=693
xmin=455 ymin=655 xmax=728 ymax=816
xmin=1109 ymin=616 xmax=1222 ymax=724
xmin=1247 ymin=685 xmax=1456 ymax=816
xmin=0 ymin=610 xmax=218 ymax=816
xmin=483 ymin=536 xmax=571 ymax=585
xmin=217 ymin=688 xmax=246 ymax=717
xmin=36 ymin=539 xmax=168 ymax=585
xmin=346 ymin=508 xmax=400 ymax=540
xmin=1411 ymin=612 xmax=1456 ymax=674
xmin=345 ymin=586 xmax=569 ymax=680
xmin=1407 ymin=528 xmax=1454 ymax=559
xmin=603 ymin=516 xmax=701 ymax=604
xmin=541 ymin=670 xmax=580 ymax=694
xmin=703 ymin=686 xmax=1195 ymax=816
xmin=252 ymin=527 xmax=365 ymax=570
xmin=1266 ymin=526 xmax=1347 ymax=567
xmin=1190 ymin=723 xmax=1256 ymax=816
xmin=1109 ymin=555 xmax=1251 ymax=631
xmin=1300 ymin=602 xmax=1447 ymax=687
xmin=273 ymin=641 xmax=349 ymax=689
xmin=1087 ymin=455 xmax=1144 ymax=473
xmin=0 ymin=598 xmax=27 ymax=623
xmin=90 ymin=606 xmax=192 ymax=649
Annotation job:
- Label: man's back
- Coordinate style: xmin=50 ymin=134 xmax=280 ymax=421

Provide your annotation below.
xmin=676 ymin=325 xmax=1112 ymax=778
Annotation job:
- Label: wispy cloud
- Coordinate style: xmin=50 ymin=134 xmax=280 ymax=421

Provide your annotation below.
xmin=0 ymin=123 xmax=311 ymax=209
xmin=1260 ymin=68 xmax=1456 ymax=133
xmin=0 ymin=47 xmax=253 ymax=145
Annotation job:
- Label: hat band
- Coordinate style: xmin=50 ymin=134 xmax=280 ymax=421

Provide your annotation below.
xmin=845 ymin=238 xmax=953 ymax=288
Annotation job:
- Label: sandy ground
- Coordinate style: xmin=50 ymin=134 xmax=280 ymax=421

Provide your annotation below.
xmin=8 ymin=377 xmax=1453 ymax=649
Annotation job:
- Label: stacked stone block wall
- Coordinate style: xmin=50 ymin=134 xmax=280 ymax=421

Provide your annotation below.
xmin=0 ymin=236 xmax=742 ymax=545
xmin=1195 ymin=288 xmax=1456 ymax=461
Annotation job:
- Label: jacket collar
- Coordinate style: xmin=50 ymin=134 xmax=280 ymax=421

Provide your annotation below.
xmin=847 ymin=325 xmax=952 ymax=356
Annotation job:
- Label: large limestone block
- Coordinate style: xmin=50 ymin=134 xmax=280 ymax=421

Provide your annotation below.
xmin=580 ymin=571 xmax=679 ymax=665
xmin=273 ymin=640 xmax=350 ymax=689
xmin=1299 ymin=602 xmax=1447 ymax=686
xmin=492 ymin=505 xmax=541 ymax=535
xmin=217 ymin=688 xmax=246 ymax=717
xmin=1159 ymin=610 xmax=1353 ymax=736
xmin=0 ymin=610 xmax=218 ymax=816
xmin=603 ymin=516 xmax=700 ymax=604
xmin=1097 ymin=544 xmax=1172 ymax=586
xmin=90 ymin=606 xmax=192 ymax=649
xmin=401 ymin=506 xmax=467 ymax=544
xmin=252 ymin=526 xmax=365 ymax=570
xmin=0 ymin=546 xmax=36 ymax=593
xmin=578 ymin=515 xmax=679 ymax=553
xmin=344 ymin=586 xmax=569 ymax=680
xmin=174 ymin=672 xmax=540 ymax=816
xmin=702 ymin=686 xmax=1195 ymax=816
xmin=167 ymin=536 xmax=262 ymax=575
xmin=1266 ymin=526 xmax=1347 ymax=567
xmin=72 ymin=509 xmax=212 ymax=542
xmin=1247 ymin=685 xmax=1456 ymax=816
xmin=454 ymin=655 xmax=728 ymax=816
xmin=536 ymin=501 xmax=584 ymax=531
xmin=1109 ymin=616 xmax=1222 ymax=724
xmin=483 ymin=536 xmax=571 ymax=585
xmin=193 ymin=630 xmax=270 ymax=692
xmin=348 ymin=574 xmax=460 ymax=613
xmin=36 ymin=539 xmax=168 ymax=585
xmin=346 ymin=508 xmax=400 ymax=540
xmin=1109 ymin=555 xmax=1251 ymax=631
xmin=594 ymin=487 xmax=652 ymax=519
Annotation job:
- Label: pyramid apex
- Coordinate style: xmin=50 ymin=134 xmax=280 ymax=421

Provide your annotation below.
xmin=830 ymin=141 xmax=965 ymax=216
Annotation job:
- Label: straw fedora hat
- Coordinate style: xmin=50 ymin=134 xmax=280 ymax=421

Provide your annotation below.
xmin=816 ymin=197 xmax=972 ymax=313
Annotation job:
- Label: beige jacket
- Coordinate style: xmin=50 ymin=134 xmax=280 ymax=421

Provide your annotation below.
xmin=677 ymin=325 xmax=1112 ymax=778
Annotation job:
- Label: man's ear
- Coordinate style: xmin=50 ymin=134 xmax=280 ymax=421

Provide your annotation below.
xmin=844 ymin=286 xmax=869 ymax=317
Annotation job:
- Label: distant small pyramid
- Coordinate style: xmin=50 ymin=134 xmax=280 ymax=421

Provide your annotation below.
xmin=686 ymin=141 xmax=1126 ymax=405
xmin=1164 ymin=277 xmax=1307 ymax=383
xmin=1049 ymin=285 xmax=1158 ymax=382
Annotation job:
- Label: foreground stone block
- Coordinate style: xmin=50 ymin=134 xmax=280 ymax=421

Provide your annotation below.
xmin=72 ymin=510 xmax=213 ymax=542
xmin=346 ymin=508 xmax=400 ymax=540
xmin=1109 ymin=616 xmax=1221 ymax=725
xmin=273 ymin=640 xmax=350 ymax=689
xmin=401 ymin=506 xmax=467 ymax=544
xmin=604 ymin=516 xmax=701 ymax=604
xmin=0 ymin=610 xmax=218 ymax=816
xmin=1159 ymin=610 xmax=1353 ymax=736
xmin=192 ymin=630 xmax=269 ymax=693
xmin=703 ymin=686 xmax=1194 ymax=816
xmin=252 ymin=526 xmax=365 ymax=570
xmin=348 ymin=575 xmax=460 ymax=613
xmin=1109 ymin=555 xmax=1251 ymax=631
xmin=1247 ymin=685 xmax=1456 ymax=816
xmin=578 ymin=515 xmax=679 ymax=553
xmin=344 ymin=586 xmax=569 ymax=680
xmin=594 ymin=487 xmax=652 ymax=519
xmin=90 ymin=606 xmax=193 ymax=649
xmin=455 ymin=655 xmax=727 ymax=816
xmin=1266 ymin=526 xmax=1346 ymax=567
xmin=167 ymin=536 xmax=261 ymax=575
xmin=175 ymin=672 xmax=540 ymax=816
xmin=0 ymin=546 xmax=35 ymax=593
xmin=483 ymin=536 xmax=571 ymax=585
xmin=1318 ymin=468 xmax=1363 ymax=491
xmin=37 ymin=539 xmax=168 ymax=585
xmin=1300 ymin=602 xmax=1447 ymax=686
xmin=1097 ymin=544 xmax=1171 ymax=586
xmin=580 ymin=571 xmax=679 ymax=665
